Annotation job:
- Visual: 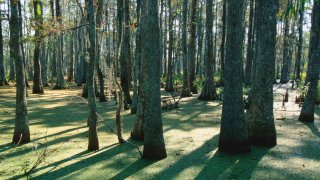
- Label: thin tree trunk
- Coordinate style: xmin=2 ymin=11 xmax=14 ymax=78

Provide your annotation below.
xmin=0 ymin=18 xmax=9 ymax=86
xmin=188 ymin=0 xmax=198 ymax=94
xmin=165 ymin=0 xmax=174 ymax=92
xmin=32 ymin=0 xmax=44 ymax=94
xmin=87 ymin=0 xmax=99 ymax=151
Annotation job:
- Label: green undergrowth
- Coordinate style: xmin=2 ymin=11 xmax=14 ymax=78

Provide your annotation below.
xmin=0 ymin=83 xmax=319 ymax=179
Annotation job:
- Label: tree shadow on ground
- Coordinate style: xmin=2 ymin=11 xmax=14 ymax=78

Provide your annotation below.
xmin=304 ymin=122 xmax=320 ymax=138
xmin=30 ymin=142 xmax=141 ymax=180
xmin=195 ymin=147 xmax=269 ymax=179
xmin=110 ymin=159 xmax=156 ymax=180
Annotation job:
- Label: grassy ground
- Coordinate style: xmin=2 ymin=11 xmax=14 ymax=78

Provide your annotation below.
xmin=0 ymin=83 xmax=320 ymax=179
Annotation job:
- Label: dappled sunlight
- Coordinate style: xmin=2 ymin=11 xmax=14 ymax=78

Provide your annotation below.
xmin=1 ymin=84 xmax=320 ymax=179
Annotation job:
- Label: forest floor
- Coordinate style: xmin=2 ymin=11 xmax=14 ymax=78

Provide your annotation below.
xmin=0 ymin=82 xmax=320 ymax=179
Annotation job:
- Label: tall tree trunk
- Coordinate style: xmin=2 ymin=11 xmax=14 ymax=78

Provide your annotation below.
xmin=67 ymin=32 xmax=74 ymax=83
xmin=244 ymin=0 xmax=254 ymax=85
xmin=141 ymin=0 xmax=167 ymax=160
xmin=248 ymin=0 xmax=278 ymax=147
xmin=96 ymin=0 xmax=106 ymax=102
xmin=54 ymin=0 xmax=66 ymax=89
xmin=198 ymin=0 xmax=218 ymax=100
xmin=219 ymin=0 xmax=226 ymax=83
xmin=119 ymin=0 xmax=132 ymax=108
xmin=87 ymin=0 xmax=99 ymax=151
xmin=181 ymin=0 xmax=191 ymax=97
xmin=18 ymin=1 xmax=29 ymax=87
xmin=131 ymin=0 xmax=141 ymax=114
xmin=165 ymin=0 xmax=174 ymax=92
xmin=32 ymin=0 xmax=44 ymax=94
xmin=0 ymin=18 xmax=9 ymax=86
xmin=188 ymin=0 xmax=198 ymax=94
xmin=41 ymin=42 xmax=48 ymax=87
xmin=280 ymin=0 xmax=291 ymax=83
xmin=10 ymin=0 xmax=30 ymax=145
xmin=299 ymin=1 xmax=320 ymax=123
xmin=296 ymin=1 xmax=304 ymax=81
xmin=218 ymin=0 xmax=250 ymax=154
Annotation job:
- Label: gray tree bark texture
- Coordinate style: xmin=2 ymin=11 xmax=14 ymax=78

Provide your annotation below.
xmin=10 ymin=0 xmax=30 ymax=145
xmin=198 ymin=0 xmax=218 ymax=101
xmin=247 ymin=0 xmax=279 ymax=147
xmin=180 ymin=0 xmax=191 ymax=97
xmin=87 ymin=0 xmax=99 ymax=151
xmin=32 ymin=0 xmax=44 ymax=94
xmin=299 ymin=1 xmax=320 ymax=123
xmin=188 ymin=0 xmax=198 ymax=94
xmin=140 ymin=0 xmax=167 ymax=160
xmin=218 ymin=0 xmax=250 ymax=154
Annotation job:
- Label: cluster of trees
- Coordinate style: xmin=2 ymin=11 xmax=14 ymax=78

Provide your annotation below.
xmin=1 ymin=0 xmax=319 ymax=160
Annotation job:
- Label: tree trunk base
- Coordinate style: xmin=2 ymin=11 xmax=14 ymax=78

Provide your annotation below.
xmin=130 ymin=130 xmax=144 ymax=141
xmin=198 ymin=93 xmax=220 ymax=101
xmin=218 ymin=138 xmax=250 ymax=154
xmin=143 ymin=143 xmax=167 ymax=160
xmin=299 ymin=112 xmax=314 ymax=123
xmin=249 ymin=135 xmax=276 ymax=147
xmin=12 ymin=132 xmax=30 ymax=145
xmin=32 ymin=86 xmax=44 ymax=94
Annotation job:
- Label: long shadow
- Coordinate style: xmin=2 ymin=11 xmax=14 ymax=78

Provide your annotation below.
xmin=110 ymin=159 xmax=156 ymax=180
xmin=2 ymin=131 xmax=87 ymax=159
xmin=304 ymin=122 xmax=320 ymax=138
xmin=195 ymin=147 xmax=269 ymax=179
xmin=27 ymin=142 xmax=119 ymax=176
xmin=31 ymin=143 xmax=138 ymax=179
xmin=159 ymin=134 xmax=219 ymax=179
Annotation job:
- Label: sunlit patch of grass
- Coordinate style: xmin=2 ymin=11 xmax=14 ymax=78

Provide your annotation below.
xmin=0 ymin=82 xmax=319 ymax=179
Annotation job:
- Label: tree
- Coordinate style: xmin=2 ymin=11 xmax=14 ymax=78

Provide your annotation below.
xmin=295 ymin=0 xmax=305 ymax=81
xmin=188 ymin=0 xmax=198 ymax=94
xmin=244 ymin=0 xmax=254 ymax=85
xmin=280 ymin=0 xmax=292 ymax=83
xmin=247 ymin=0 xmax=279 ymax=147
xmin=198 ymin=0 xmax=218 ymax=100
xmin=32 ymin=0 xmax=44 ymax=94
xmin=165 ymin=0 xmax=174 ymax=92
xmin=218 ymin=0 xmax=250 ymax=153
xmin=87 ymin=0 xmax=99 ymax=151
xmin=54 ymin=0 xmax=66 ymax=89
xmin=0 ymin=18 xmax=9 ymax=86
xmin=96 ymin=0 xmax=106 ymax=102
xmin=219 ymin=0 xmax=226 ymax=82
xmin=119 ymin=0 xmax=132 ymax=108
xmin=298 ymin=1 xmax=320 ymax=123
xmin=140 ymin=0 xmax=167 ymax=160
xmin=10 ymin=0 xmax=30 ymax=144
xmin=180 ymin=0 xmax=191 ymax=97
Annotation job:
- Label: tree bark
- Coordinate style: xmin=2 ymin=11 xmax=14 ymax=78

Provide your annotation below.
xmin=141 ymin=0 xmax=167 ymax=160
xmin=87 ymin=0 xmax=99 ymax=151
xmin=299 ymin=1 xmax=320 ymax=123
xmin=244 ymin=0 xmax=254 ymax=85
xmin=10 ymin=0 xmax=30 ymax=145
xmin=280 ymin=0 xmax=291 ymax=83
xmin=54 ymin=0 xmax=66 ymax=89
xmin=188 ymin=0 xmax=198 ymax=94
xmin=247 ymin=0 xmax=278 ymax=147
xmin=180 ymin=0 xmax=191 ymax=97
xmin=32 ymin=0 xmax=44 ymax=94
xmin=0 ymin=18 xmax=9 ymax=86
xmin=165 ymin=0 xmax=174 ymax=92
xmin=198 ymin=0 xmax=218 ymax=100
xmin=218 ymin=0 xmax=250 ymax=154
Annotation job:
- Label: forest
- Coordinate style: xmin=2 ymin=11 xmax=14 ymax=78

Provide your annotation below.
xmin=0 ymin=0 xmax=319 ymax=179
